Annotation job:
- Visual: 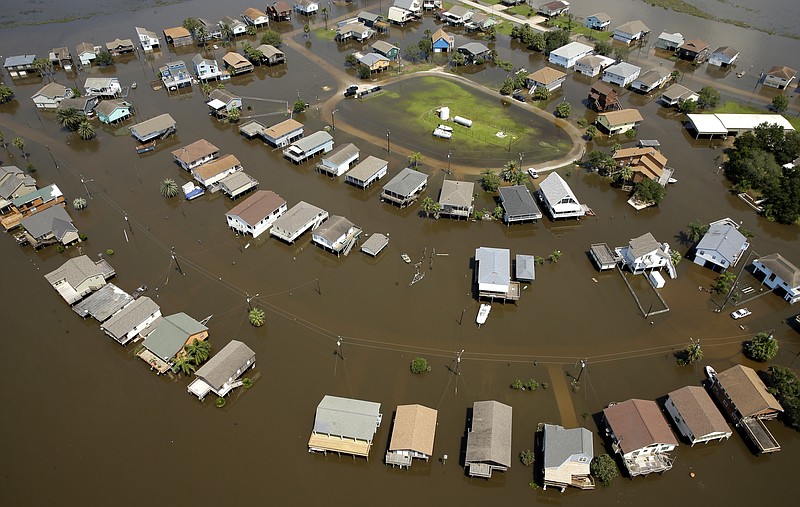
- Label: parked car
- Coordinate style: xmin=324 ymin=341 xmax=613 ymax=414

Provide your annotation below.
xmin=731 ymin=308 xmax=752 ymax=319
xmin=527 ymin=168 xmax=539 ymax=179
xmin=512 ymin=92 xmax=526 ymax=102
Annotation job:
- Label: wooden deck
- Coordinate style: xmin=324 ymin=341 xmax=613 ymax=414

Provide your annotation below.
xmin=742 ymin=417 xmax=780 ymax=454
xmin=308 ymin=433 xmax=372 ymax=458
xmin=478 ymin=281 xmax=521 ymax=302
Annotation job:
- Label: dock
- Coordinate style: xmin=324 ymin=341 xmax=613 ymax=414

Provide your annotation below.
xmin=589 ymin=243 xmax=621 ymax=271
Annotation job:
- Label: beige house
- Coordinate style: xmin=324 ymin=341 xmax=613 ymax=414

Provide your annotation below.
xmin=386 ymin=404 xmax=438 ymax=468
xmin=542 ymin=424 xmax=594 ymax=492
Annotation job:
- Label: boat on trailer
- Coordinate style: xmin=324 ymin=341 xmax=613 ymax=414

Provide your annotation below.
xmin=433 ymin=127 xmax=453 ymax=139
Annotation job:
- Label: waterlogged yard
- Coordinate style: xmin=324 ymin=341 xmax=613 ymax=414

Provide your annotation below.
xmin=338 ymin=76 xmax=573 ymax=167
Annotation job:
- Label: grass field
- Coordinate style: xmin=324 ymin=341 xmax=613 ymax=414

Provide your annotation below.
xmin=313 ymin=28 xmax=336 ymax=41
xmin=714 ymin=101 xmax=800 ymax=130
xmin=547 ymin=15 xmax=613 ymax=41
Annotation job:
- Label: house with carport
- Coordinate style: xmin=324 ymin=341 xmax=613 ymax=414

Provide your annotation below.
xmin=207 ymin=89 xmax=242 ymax=117
xmin=225 ymin=189 xmax=287 ymax=238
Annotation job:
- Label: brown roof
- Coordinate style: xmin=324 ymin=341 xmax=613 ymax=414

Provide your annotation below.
xmin=432 ymin=28 xmax=453 ymax=43
xmin=263 ymin=118 xmax=303 ymax=139
xmin=767 ymin=65 xmax=797 ymax=80
xmin=756 ymin=253 xmax=800 ymax=287
xmin=222 ymin=52 xmax=252 ymax=68
xmin=388 ymin=404 xmax=438 ymax=455
xmin=243 ymin=7 xmax=267 ymax=19
xmin=172 ymin=139 xmax=219 ymax=164
xmin=226 ymin=190 xmax=286 ymax=225
xmin=590 ymin=81 xmax=616 ymax=96
xmin=668 ymin=386 xmax=729 ymax=438
xmin=717 ymin=364 xmax=783 ymax=418
xmin=193 ymin=154 xmax=241 ymax=179
xmin=599 ymin=108 xmax=643 ymax=126
xmin=164 ymin=26 xmax=191 ymax=39
xmin=603 ymin=399 xmax=678 ymax=454
xmin=679 ymin=39 xmax=708 ymax=52
xmin=613 ymin=147 xmax=668 ymax=180
xmin=527 ymin=66 xmax=566 ymax=85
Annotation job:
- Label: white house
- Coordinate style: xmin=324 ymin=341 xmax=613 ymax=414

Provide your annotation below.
xmin=294 ymin=0 xmax=319 ymax=15
xmin=84 ymin=77 xmax=122 ymax=98
xmin=538 ymin=172 xmax=585 ymax=219
xmin=270 ymin=201 xmax=329 ymax=243
xmin=172 ymin=139 xmax=219 ymax=171
xmin=441 ymin=5 xmax=474 ymax=25
xmin=665 ymin=386 xmax=732 ymax=446
xmin=574 ymin=54 xmax=614 ymax=77
xmin=631 ymin=68 xmax=671 ymax=93
xmin=100 ymin=296 xmax=161 ymax=345
xmin=262 ymin=118 xmax=304 ymax=147
xmin=311 ymin=215 xmax=362 ymax=255
xmin=188 ymin=340 xmax=256 ymax=401
xmin=225 ymin=189 xmax=287 ymax=238
xmin=542 ymin=424 xmax=594 ymax=492
xmin=283 ymin=131 xmax=334 ymax=164
xmin=44 ymin=255 xmax=115 ymax=305
xmin=474 ymin=247 xmax=519 ymax=301
xmin=655 ymin=32 xmax=684 ymax=51
xmin=584 ymin=13 xmax=610 ymax=31
xmin=438 ymin=180 xmax=475 ymax=219
xmin=191 ymin=54 xmax=225 ymax=81
xmin=192 ymin=154 xmax=242 ymax=189
xmin=388 ymin=6 xmax=414 ymax=25
xmin=603 ymin=399 xmax=678 ymax=477
xmin=527 ymin=66 xmax=567 ymax=92
xmin=308 ymin=395 xmax=382 ymax=459
xmin=613 ymin=20 xmax=650 ymax=44
xmin=317 ymin=143 xmax=359 ymax=177
xmin=380 ymin=168 xmax=428 ymax=208
xmin=602 ymin=62 xmax=641 ymax=87
xmin=242 ymin=7 xmax=270 ymax=28
xmin=764 ymin=66 xmax=797 ymax=90
xmin=345 ymin=156 xmax=389 ymax=188
xmin=692 ymin=219 xmax=748 ymax=271
xmin=616 ymin=232 xmax=675 ymax=277
xmin=538 ymin=0 xmax=570 ymax=17
xmin=394 ymin=0 xmax=422 ymax=15
xmin=386 ymin=404 xmax=438 ymax=468
xmin=660 ymin=83 xmax=699 ymax=107
xmin=708 ymin=46 xmax=739 ymax=67
xmin=548 ymin=41 xmax=593 ymax=69
xmin=31 ymin=82 xmax=73 ymax=109
xmin=219 ymin=16 xmax=248 ymax=36
xmin=75 ymin=42 xmax=99 ymax=66
xmin=135 ymin=27 xmax=160 ymax=52
xmin=752 ymin=253 xmax=800 ymax=304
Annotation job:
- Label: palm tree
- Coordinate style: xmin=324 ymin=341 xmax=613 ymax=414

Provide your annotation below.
xmin=33 ymin=58 xmax=52 ymax=78
xmin=249 ymin=307 xmax=266 ymax=327
xmin=73 ymin=197 xmax=87 ymax=210
xmin=57 ymin=107 xmax=81 ymax=130
xmin=201 ymin=83 xmax=212 ymax=96
xmin=77 ymin=120 xmax=95 ymax=140
xmin=195 ymin=26 xmax=208 ymax=48
xmin=12 ymin=137 xmax=25 ymax=159
xmin=321 ymin=7 xmax=329 ymax=30
xmin=686 ymin=220 xmax=709 ymax=243
xmin=0 ymin=84 xmax=14 ymax=104
xmin=227 ymin=107 xmax=241 ymax=122
xmin=160 ymin=178 xmax=179 ymax=198
xmin=420 ymin=197 xmax=441 ymax=218
xmin=407 ymin=152 xmax=422 ymax=168
xmin=220 ymin=23 xmax=234 ymax=45
xmin=549 ymin=250 xmax=562 ymax=263
xmin=185 ymin=339 xmax=212 ymax=365
xmin=683 ymin=340 xmax=703 ymax=365
xmin=173 ymin=353 xmax=196 ymax=376
xmin=303 ymin=22 xmax=310 ymax=40
xmin=617 ymin=165 xmax=633 ymax=184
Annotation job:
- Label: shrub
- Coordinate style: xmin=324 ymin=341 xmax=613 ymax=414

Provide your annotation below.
xmin=79 ymin=233 xmax=88 ymax=241
xmin=105 ymin=249 xmax=114 ymax=256
xmin=511 ymin=379 xmax=524 ymax=390
xmin=215 ymin=397 xmax=226 ymax=408
xmin=520 ymin=450 xmax=535 ymax=466
xmin=591 ymin=454 xmax=618 ymax=486
xmin=242 ymin=377 xmax=253 ymax=389
xmin=744 ymin=332 xmax=778 ymax=362
xmin=410 ymin=357 xmax=430 ymax=374
xmin=56 ymin=245 xmax=65 ymax=253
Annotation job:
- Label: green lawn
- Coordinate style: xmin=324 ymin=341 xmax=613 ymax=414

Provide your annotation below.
xmin=313 ymin=28 xmax=336 ymax=41
xmin=506 ymin=6 xmax=535 ymax=17
xmin=714 ymin=101 xmax=800 ymax=130
xmin=495 ymin=22 xmax=513 ymax=36
xmin=547 ymin=15 xmax=612 ymax=41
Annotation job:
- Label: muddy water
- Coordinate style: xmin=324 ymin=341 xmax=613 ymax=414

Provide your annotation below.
xmin=1 ymin=1 xmax=798 ymax=506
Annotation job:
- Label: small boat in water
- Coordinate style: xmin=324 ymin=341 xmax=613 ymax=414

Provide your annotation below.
xmin=135 ymin=140 xmax=156 ymax=154
xmin=182 ymin=182 xmax=205 ymax=200
xmin=401 ymin=253 xmax=412 ymax=263
xmin=476 ymin=304 xmax=491 ymax=326
xmin=705 ymin=365 xmax=717 ymax=381
xmin=131 ymin=82 xmax=137 ymax=89
xmin=667 ymin=177 xmax=677 ymax=184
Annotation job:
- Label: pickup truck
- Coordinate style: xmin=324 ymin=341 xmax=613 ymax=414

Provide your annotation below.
xmin=344 ymin=85 xmax=382 ymax=98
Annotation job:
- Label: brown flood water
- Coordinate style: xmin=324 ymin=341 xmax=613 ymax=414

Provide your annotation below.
xmin=1 ymin=1 xmax=798 ymax=505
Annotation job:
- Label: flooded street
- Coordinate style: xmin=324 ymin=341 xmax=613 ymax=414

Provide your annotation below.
xmin=1 ymin=1 xmax=798 ymax=505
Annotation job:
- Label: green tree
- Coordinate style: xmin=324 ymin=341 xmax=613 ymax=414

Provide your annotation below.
xmin=594 ymin=40 xmax=612 ymax=56
xmin=73 ymin=197 xmax=87 ymax=210
xmin=220 ymin=23 xmax=234 ymax=44
xmin=766 ymin=366 xmax=800 ymax=430
xmin=357 ymin=65 xmax=371 ymax=79
xmin=57 ymin=107 xmax=81 ymax=131
xmin=519 ymin=450 xmax=535 ymax=466
xmin=249 ymin=307 xmax=266 ymax=327
xmin=420 ymin=197 xmax=441 ymax=218
xmin=511 ymin=379 xmax=524 ymax=390
xmin=549 ymin=250 xmax=562 ymax=263
xmin=261 ymin=30 xmax=282 ymax=47
xmin=408 ymin=151 xmax=422 ymax=168
xmin=493 ymin=206 xmax=505 ymax=221
xmin=555 ymin=101 xmax=571 ymax=118
xmin=613 ymin=46 xmax=629 ymax=62
xmin=195 ymin=26 xmax=208 ymax=47
xmin=591 ymin=455 xmax=618 ymax=487
xmin=95 ymin=51 xmax=113 ymax=66
xmin=677 ymin=98 xmax=697 ymax=113
xmin=418 ymin=38 xmax=433 ymax=60
xmin=670 ymin=250 xmax=682 ymax=266
xmin=625 ymin=128 xmax=637 ymax=139
xmin=480 ymin=169 xmax=501 ymax=192
xmin=227 ymin=107 xmax=241 ymax=122
xmin=202 ymin=83 xmax=212 ymax=96
xmin=77 ymin=120 xmax=95 ymax=140
xmin=0 ymin=129 xmax=5 ymax=148
xmin=685 ymin=220 xmax=709 ymax=243
xmin=697 ymin=86 xmax=720 ymax=109
xmin=173 ymin=353 xmax=196 ymax=376
xmin=670 ymin=70 xmax=681 ymax=82
xmin=763 ymin=173 xmax=800 ymax=224
xmin=185 ymin=339 xmax=211 ymax=365
xmin=744 ymin=332 xmax=778 ymax=362
xmin=183 ymin=17 xmax=201 ymax=33
xmin=303 ymin=22 xmax=310 ymax=39
xmin=12 ymin=137 xmax=25 ymax=159
xmin=633 ymin=178 xmax=666 ymax=205
xmin=682 ymin=339 xmax=703 ymax=365
xmin=215 ymin=397 xmax=226 ymax=408
xmin=403 ymin=44 xmax=422 ymax=63
xmin=0 ymin=83 xmax=14 ymax=103
xmin=513 ymin=69 xmax=529 ymax=90
xmin=33 ymin=57 xmax=52 ymax=77
xmin=771 ymin=94 xmax=789 ymax=113
xmin=293 ymin=99 xmax=308 ymax=113
xmin=532 ymin=85 xmax=550 ymax=101
xmin=160 ymin=178 xmax=179 ymax=198
xmin=345 ymin=53 xmax=358 ymax=67
xmin=712 ymin=271 xmax=736 ymax=294
xmin=544 ymin=29 xmax=570 ymax=54
xmin=500 ymin=77 xmax=515 ymax=96
xmin=321 ymin=7 xmax=329 ymax=30
xmin=584 ymin=150 xmax=615 ymax=174
xmin=410 ymin=357 xmax=430 ymax=374
xmin=451 ymin=52 xmax=466 ymax=67
xmin=585 ymin=125 xmax=598 ymax=140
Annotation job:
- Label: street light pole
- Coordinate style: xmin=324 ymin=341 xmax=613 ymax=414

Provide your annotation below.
xmin=386 ymin=129 xmax=391 ymax=153
xmin=331 ymin=108 xmax=338 ymax=132
xmin=447 ymin=150 xmax=451 ymax=174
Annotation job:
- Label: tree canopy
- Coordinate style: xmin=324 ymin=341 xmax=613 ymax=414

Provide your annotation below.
xmin=697 ymin=86 xmax=720 ymax=109
xmin=766 ymin=366 xmax=800 ymax=431
xmin=633 ymin=178 xmax=666 ymax=205
xmin=744 ymin=332 xmax=778 ymax=362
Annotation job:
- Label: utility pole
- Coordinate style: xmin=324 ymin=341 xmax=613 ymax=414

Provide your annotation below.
xmin=337 ymin=336 xmax=344 ymax=360
xmin=124 ymin=212 xmax=132 ymax=231
xmin=246 ymin=292 xmax=259 ymax=311
xmin=171 ymin=247 xmax=184 ymax=275
xmin=455 ymin=349 xmax=464 ymax=394
xmin=46 ymin=145 xmax=60 ymax=173
xmin=331 ymin=108 xmax=338 ymax=132
xmin=386 ymin=129 xmax=391 ymax=153
xmin=576 ymin=359 xmax=587 ymax=382
xmin=316 ymin=278 xmax=321 ymax=295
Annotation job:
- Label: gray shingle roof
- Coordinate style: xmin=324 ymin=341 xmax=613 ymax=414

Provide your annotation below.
xmin=539 ymin=172 xmax=579 ymax=206
xmin=499 ymin=185 xmax=541 ymax=217
xmin=465 ymin=400 xmax=512 ymax=468
xmin=543 ymin=424 xmax=593 ymax=469
xmin=130 ymin=113 xmax=176 ymax=139
xmin=141 ymin=312 xmax=207 ymax=361
xmin=755 ymin=253 xmax=800 ymax=287
xmin=72 ymin=283 xmax=133 ymax=321
xmin=100 ymin=296 xmax=160 ymax=343
xmin=696 ymin=223 xmax=747 ymax=264
xmin=313 ymin=395 xmax=381 ymax=441
xmin=21 ymin=206 xmax=73 ymax=239
xmin=458 ymin=42 xmax=489 ymax=56
xmin=322 ymin=143 xmax=359 ymax=167
xmin=4 ymin=55 xmax=36 ymax=67
xmin=272 ymin=201 xmax=326 ymax=234
xmin=361 ymin=233 xmax=389 ymax=256
xmin=94 ymin=99 xmax=131 ymax=117
xmin=716 ymin=364 xmax=783 ymax=418
xmin=667 ymin=386 xmax=730 ymax=438
xmin=194 ymin=340 xmax=255 ymax=390
xmin=45 ymin=254 xmax=105 ymax=287
xmin=628 ymin=232 xmax=662 ymax=259
xmin=347 ymin=156 xmax=388 ymax=182
xmin=515 ymin=254 xmax=535 ymax=281
xmin=615 ymin=20 xmax=650 ymax=35
xmin=291 ymin=131 xmax=332 ymax=152
xmin=314 ymin=215 xmax=355 ymax=243
xmin=382 ymin=168 xmax=428 ymax=197
xmin=439 ymin=180 xmax=474 ymax=207
xmin=606 ymin=62 xmax=641 ymax=78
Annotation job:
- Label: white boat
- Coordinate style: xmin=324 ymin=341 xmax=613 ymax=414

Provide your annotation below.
xmin=130 ymin=82 xmax=137 ymax=89
xmin=182 ymin=182 xmax=205 ymax=200
xmin=476 ymin=304 xmax=491 ymax=325
xmin=705 ymin=365 xmax=717 ymax=381
xmin=401 ymin=253 xmax=411 ymax=263
xmin=432 ymin=128 xmax=452 ymax=139
xmin=667 ymin=177 xmax=677 ymax=184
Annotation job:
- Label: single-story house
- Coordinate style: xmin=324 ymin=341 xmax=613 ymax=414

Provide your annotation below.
xmin=44 ymin=254 xmax=115 ymax=305
xmin=75 ymin=43 xmax=98 ymax=66
xmin=371 ymin=40 xmax=400 ymax=60
xmin=225 ymin=190 xmax=288 ymax=238
xmin=57 ymin=96 xmax=99 ymax=117
xmin=239 ymin=120 xmax=266 ymax=139
xmin=262 ymin=118 xmax=303 ymax=147
xmin=441 ymin=5 xmax=474 ymax=25
xmin=317 ymin=143 xmax=359 ymax=177
xmin=709 ymin=364 xmax=783 ymax=453
xmin=172 ymin=139 xmax=220 ymax=171
xmin=270 ymin=201 xmax=329 ymax=243
xmin=222 ymin=52 xmax=254 ymax=75
xmin=255 ymin=44 xmax=286 ymax=65
xmin=538 ymin=172 xmax=585 ymax=219
xmin=655 ymin=32 xmax=684 ymax=51
xmin=684 ymin=113 xmax=794 ymax=138
xmin=589 ymin=243 xmax=622 ymax=271
xmin=612 ymin=146 xmax=672 ymax=185
xmin=438 ymin=180 xmax=474 ymax=219
xmin=386 ymin=404 xmax=438 ymax=468
xmin=283 ymin=131 xmax=334 ymax=163
xmin=708 ymin=46 xmax=739 ymax=67
xmin=268 ymin=0 xmax=293 ymax=21
xmin=596 ymin=108 xmax=643 ymax=135
xmin=542 ymin=424 xmax=594 ymax=492
xmin=188 ymin=340 xmax=256 ymax=400
xmin=100 ymin=296 xmax=161 ymax=345
xmin=574 ymin=54 xmax=614 ymax=78
xmin=548 ymin=41 xmax=593 ymax=69
xmin=602 ymin=399 xmax=678 ymax=477
xmin=380 ymin=168 xmax=428 ymax=207
xmin=4 ymin=54 xmax=36 ymax=77
xmin=138 ymin=312 xmax=209 ymax=374
xmin=72 ymin=283 xmax=133 ymax=322
xmin=311 ymin=215 xmax=362 ymax=256
xmin=345 ymin=156 xmax=389 ymax=188
xmin=159 ymin=60 xmax=193 ymax=90
xmin=677 ymin=39 xmax=710 ymax=62
xmin=19 ymin=205 xmax=79 ymax=248
xmin=465 ymin=12 xmax=497 ymax=32
xmin=135 ymin=27 xmax=160 ymax=52
xmin=207 ymin=89 xmax=242 ymax=116
xmin=163 ymin=26 xmax=193 ymax=47
xmin=464 ymin=400 xmax=512 ymax=478
xmin=527 ymin=67 xmax=567 ymax=92
xmin=308 ymin=395 xmax=382 ymax=459
xmin=602 ymin=62 xmax=641 ymax=87
xmin=475 ymin=247 xmax=519 ymax=301
xmin=616 ymin=232 xmax=675 ymax=277
xmin=219 ymin=171 xmax=259 ymax=199
xmin=498 ymin=185 xmax=542 ymax=223
xmin=219 ymin=16 xmax=248 ymax=36
xmin=585 ymin=12 xmax=610 ymax=31
xmin=432 ymin=28 xmax=455 ymax=53
xmin=130 ymin=113 xmax=176 ymax=142
xmin=84 ymin=77 xmax=122 ymax=98
xmin=95 ymin=99 xmax=133 ymax=124
xmin=665 ymin=386 xmax=732 ymax=446
xmin=631 ymin=68 xmax=671 ymax=94
xmin=752 ymin=253 xmax=800 ymax=304
xmin=105 ymin=38 xmax=135 ymax=56
xmin=515 ymin=254 xmax=536 ymax=282
xmin=192 ymin=54 xmax=225 ymax=81
xmin=538 ymin=0 xmax=570 ymax=17
xmin=361 ymin=233 xmax=389 ymax=257
xmin=692 ymin=219 xmax=748 ymax=271
xmin=588 ymin=82 xmax=621 ymax=112
xmin=31 ymin=82 xmax=73 ymax=109
xmin=660 ymin=83 xmax=699 ymax=107
xmin=358 ymin=52 xmax=391 ymax=73
xmin=49 ymin=47 xmax=73 ymax=70
xmin=192 ymin=154 xmax=242 ymax=189
xmin=457 ymin=42 xmax=491 ymax=63
xmin=242 ymin=7 xmax=270 ymax=28
xmin=613 ymin=20 xmax=650 ymax=44
xmin=763 ymin=65 xmax=797 ymax=90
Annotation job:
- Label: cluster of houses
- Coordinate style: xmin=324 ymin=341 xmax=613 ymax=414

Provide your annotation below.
xmin=171 ymin=138 xmax=259 ymax=199
xmin=308 ymin=362 xmax=783 ymax=486
xmin=30 ymin=77 xmax=134 ymax=125
xmin=42 ymin=253 xmax=256 ymax=401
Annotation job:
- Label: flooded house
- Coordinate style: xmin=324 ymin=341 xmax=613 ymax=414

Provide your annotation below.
xmin=360 ymin=233 xmax=389 ymax=257
xmin=336 ymin=22 xmax=375 ymax=42
xmin=222 ymin=52 xmax=254 ymax=75
xmin=432 ymin=28 xmax=455 ymax=53
xmin=538 ymin=1 xmax=570 ymax=17
xmin=72 ymin=283 xmax=133 ymax=323
xmin=602 ymin=62 xmax=642 ymax=88
xmin=163 ymin=26 xmax=193 ymax=47
xmin=192 ymin=54 xmax=226 ymax=82
xmin=3 ymin=183 xmax=66 ymax=231
xmin=515 ymin=254 xmax=536 ymax=282
xmin=537 ymin=172 xmax=586 ymax=220
xmin=371 ymin=40 xmax=400 ymax=60
xmin=752 ymin=253 xmax=800 ymax=304
xmin=380 ymin=168 xmax=428 ymax=207
xmin=49 ymin=47 xmax=73 ymax=70
xmin=612 ymin=20 xmax=650 ymax=45
xmin=457 ymin=42 xmax=491 ymax=63
xmin=188 ymin=340 xmax=256 ymax=401
xmin=475 ymin=247 xmax=520 ymax=302
xmin=655 ymin=32 xmax=684 ymax=52
xmin=358 ymin=53 xmax=391 ymax=74
xmin=317 ymin=143 xmax=359 ymax=177
xmin=255 ymin=44 xmax=286 ymax=65
xmin=219 ymin=171 xmax=259 ymax=199
xmin=31 ymin=82 xmax=73 ymax=109
xmin=345 ymin=156 xmax=389 ymax=188
xmin=294 ymin=0 xmax=320 ymax=16
xmin=542 ymin=424 xmax=594 ymax=492
xmin=267 ymin=1 xmax=293 ymax=21
xmin=44 ymin=255 xmax=116 ymax=305
xmin=159 ymin=61 xmax=193 ymax=90
xmin=548 ymin=42 xmax=593 ymax=69
xmin=498 ymin=185 xmax=542 ymax=224
xmin=105 ymin=38 xmax=134 ymax=56
xmin=130 ymin=113 xmax=176 ymax=143
xmin=75 ymin=43 xmax=98 ymax=66
xmin=99 ymin=296 xmax=161 ymax=346
xmin=95 ymin=99 xmax=133 ymax=124
xmin=660 ymin=83 xmax=699 ymax=107
xmin=4 ymin=54 xmax=36 ymax=78
xmin=677 ymin=39 xmax=710 ymax=63
xmin=311 ymin=215 xmax=362 ymax=256
xmin=708 ymin=46 xmax=739 ymax=67
xmin=137 ymin=313 xmax=209 ymax=374
xmin=438 ymin=180 xmax=474 ymax=219
xmin=440 ymin=5 xmax=474 ymax=26
xmin=527 ymin=67 xmax=567 ymax=92
xmin=308 ymin=395 xmax=382 ymax=459
xmin=262 ymin=118 xmax=304 ymax=147
xmin=135 ymin=26 xmax=160 ymax=52
xmin=386 ymin=404 xmax=438 ymax=468
xmin=602 ymin=399 xmax=678 ymax=477
xmin=574 ymin=54 xmax=614 ymax=78
xmin=615 ymin=232 xmax=675 ymax=277
xmin=596 ymin=109 xmax=644 ymax=135
xmin=709 ymin=365 xmax=783 ymax=453
xmin=631 ymin=68 xmax=671 ymax=94
xmin=584 ymin=13 xmax=611 ymax=31
xmin=692 ymin=219 xmax=749 ymax=271
xmin=0 ymin=166 xmax=37 ymax=213
xmin=207 ymin=89 xmax=243 ymax=117
xmin=283 ymin=131 xmax=334 ymax=164
xmin=191 ymin=154 xmax=243 ymax=190
xmin=18 ymin=206 xmax=79 ymax=249
xmin=84 ymin=77 xmax=122 ymax=98
xmin=219 ymin=16 xmax=248 ymax=36
xmin=588 ymin=82 xmax=621 ymax=112
xmin=665 ymin=386 xmax=732 ymax=446
xmin=242 ymin=7 xmax=270 ymax=28
xmin=172 ymin=139 xmax=220 ymax=171
xmin=270 ymin=201 xmax=329 ymax=243
xmin=58 ymin=96 xmax=99 ymax=117
xmin=612 ymin=146 xmax=672 ymax=185
xmin=763 ymin=65 xmax=797 ymax=90
xmin=226 ymin=190 xmax=287 ymax=238
xmin=464 ymin=400 xmax=512 ymax=478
